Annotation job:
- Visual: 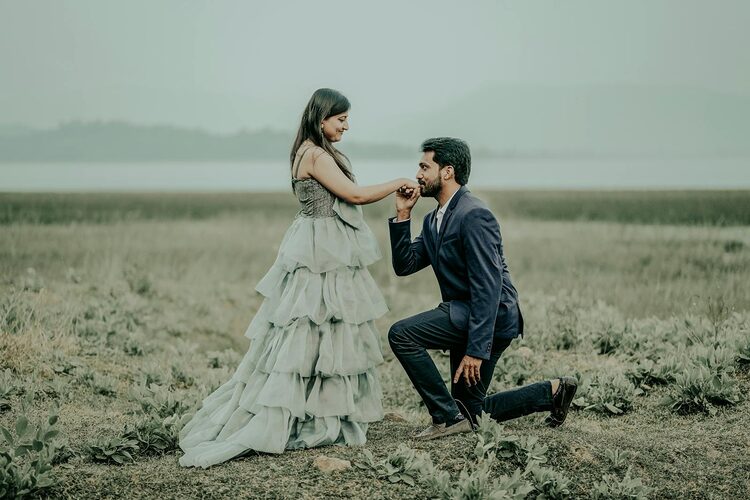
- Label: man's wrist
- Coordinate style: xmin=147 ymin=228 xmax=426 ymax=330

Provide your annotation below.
xmin=396 ymin=209 xmax=411 ymax=222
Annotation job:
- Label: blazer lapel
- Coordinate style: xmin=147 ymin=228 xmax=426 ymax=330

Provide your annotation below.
xmin=426 ymin=208 xmax=438 ymax=249
xmin=436 ymin=186 xmax=469 ymax=248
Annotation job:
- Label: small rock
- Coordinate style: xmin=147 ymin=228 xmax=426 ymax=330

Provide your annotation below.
xmin=383 ymin=411 xmax=408 ymax=422
xmin=516 ymin=346 xmax=534 ymax=358
xmin=571 ymin=445 xmax=595 ymax=463
xmin=313 ymin=455 xmax=351 ymax=473
xmin=580 ymin=420 xmax=603 ymax=434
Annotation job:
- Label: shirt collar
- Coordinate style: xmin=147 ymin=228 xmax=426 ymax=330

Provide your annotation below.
xmin=437 ymin=188 xmax=460 ymax=215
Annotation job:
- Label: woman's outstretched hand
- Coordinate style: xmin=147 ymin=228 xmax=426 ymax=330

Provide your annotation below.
xmin=395 ymin=179 xmax=420 ymax=219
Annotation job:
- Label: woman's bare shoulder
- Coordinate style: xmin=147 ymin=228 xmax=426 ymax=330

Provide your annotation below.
xmin=295 ymin=144 xmax=331 ymax=178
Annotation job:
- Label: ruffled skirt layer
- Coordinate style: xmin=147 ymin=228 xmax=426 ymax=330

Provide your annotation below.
xmin=178 ymin=214 xmax=387 ymax=468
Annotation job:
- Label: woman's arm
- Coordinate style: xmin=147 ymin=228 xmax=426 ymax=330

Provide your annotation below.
xmin=311 ymin=151 xmax=418 ymax=205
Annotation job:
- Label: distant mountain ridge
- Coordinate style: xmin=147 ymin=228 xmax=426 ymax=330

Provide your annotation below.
xmin=0 ymin=121 xmax=426 ymax=162
xmin=2 ymin=83 xmax=748 ymax=161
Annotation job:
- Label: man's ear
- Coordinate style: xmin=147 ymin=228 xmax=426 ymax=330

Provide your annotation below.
xmin=444 ymin=166 xmax=454 ymax=180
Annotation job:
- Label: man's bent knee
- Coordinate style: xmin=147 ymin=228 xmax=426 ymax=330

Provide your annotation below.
xmin=388 ymin=320 xmax=412 ymax=349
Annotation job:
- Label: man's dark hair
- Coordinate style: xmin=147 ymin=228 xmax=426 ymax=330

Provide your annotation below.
xmin=420 ymin=137 xmax=471 ymax=185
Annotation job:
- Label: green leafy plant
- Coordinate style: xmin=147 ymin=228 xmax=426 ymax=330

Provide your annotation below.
xmin=75 ymin=367 xmax=118 ymax=396
xmin=604 ymin=449 xmax=633 ymax=471
xmin=138 ymin=359 xmax=169 ymax=386
xmin=86 ymin=373 xmax=118 ymax=397
xmin=425 ymin=459 xmax=533 ymax=500
xmin=355 ymin=445 xmax=434 ymax=486
xmin=626 ymin=354 xmax=683 ymax=388
xmin=41 ymin=378 xmax=71 ymax=402
xmin=592 ymin=467 xmax=651 ymax=499
xmin=50 ymin=353 xmax=82 ymax=376
xmin=86 ymin=436 xmax=138 ymax=465
xmin=206 ymin=349 xmax=241 ymax=369
xmin=737 ymin=339 xmax=750 ymax=369
xmin=492 ymin=350 xmax=536 ymax=387
xmin=473 ymin=414 xmax=548 ymax=467
xmin=593 ymin=324 xmax=629 ymax=355
xmin=573 ymin=373 xmax=642 ymax=415
xmin=123 ymin=337 xmax=145 ymax=356
xmin=525 ymin=463 xmax=573 ymax=500
xmin=544 ymin=302 xmax=582 ymax=351
xmin=122 ymin=414 xmax=188 ymax=455
xmin=124 ymin=266 xmax=153 ymax=297
xmin=0 ymin=405 xmax=65 ymax=498
xmin=1 ymin=290 xmax=38 ymax=334
xmin=692 ymin=344 xmax=737 ymax=376
xmin=662 ymin=366 xmax=741 ymax=415
xmin=170 ymin=362 xmax=195 ymax=389
xmin=0 ymin=369 xmax=22 ymax=412
xmin=129 ymin=383 xmax=196 ymax=418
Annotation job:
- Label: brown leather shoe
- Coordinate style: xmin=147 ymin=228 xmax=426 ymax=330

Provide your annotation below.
xmin=546 ymin=377 xmax=578 ymax=428
xmin=415 ymin=418 xmax=473 ymax=440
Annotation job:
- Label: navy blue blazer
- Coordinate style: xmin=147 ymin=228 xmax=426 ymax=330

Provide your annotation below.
xmin=388 ymin=186 xmax=523 ymax=360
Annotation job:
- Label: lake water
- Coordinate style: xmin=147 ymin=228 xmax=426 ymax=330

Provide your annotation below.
xmin=0 ymin=157 xmax=748 ymax=191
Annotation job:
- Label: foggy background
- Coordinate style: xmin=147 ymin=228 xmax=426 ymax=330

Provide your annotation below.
xmin=1 ymin=0 xmax=749 ymax=189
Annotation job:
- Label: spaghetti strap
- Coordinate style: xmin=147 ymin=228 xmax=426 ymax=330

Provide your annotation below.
xmin=292 ymin=146 xmax=316 ymax=180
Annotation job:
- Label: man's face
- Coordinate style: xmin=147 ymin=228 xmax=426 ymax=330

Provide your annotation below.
xmin=417 ymin=151 xmax=443 ymax=197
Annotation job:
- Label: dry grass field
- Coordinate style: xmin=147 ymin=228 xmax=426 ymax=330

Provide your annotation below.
xmin=1 ymin=191 xmax=749 ymax=499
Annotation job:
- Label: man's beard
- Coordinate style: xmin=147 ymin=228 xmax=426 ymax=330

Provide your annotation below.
xmin=420 ymin=177 xmax=442 ymax=197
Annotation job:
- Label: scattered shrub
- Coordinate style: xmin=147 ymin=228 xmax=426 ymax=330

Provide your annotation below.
xmin=544 ymin=302 xmax=582 ymax=351
xmin=122 ymin=414 xmax=188 ymax=456
xmin=626 ymin=355 xmax=681 ymax=388
xmin=170 ymin=362 xmax=196 ymax=389
xmin=1 ymin=291 xmax=37 ymax=334
xmin=355 ymin=445 xmax=434 ymax=486
xmin=593 ymin=324 xmax=629 ymax=355
xmin=19 ymin=268 xmax=45 ymax=293
xmin=662 ymin=366 xmax=741 ymax=415
xmin=124 ymin=267 xmax=153 ymax=297
xmin=0 ymin=406 xmax=66 ymax=498
xmin=425 ymin=460 xmax=532 ymax=500
xmin=86 ymin=436 xmax=139 ymax=465
xmin=691 ymin=344 xmax=736 ymax=377
xmin=123 ymin=337 xmax=145 ymax=356
xmin=604 ymin=449 xmax=633 ymax=472
xmin=0 ymin=369 xmax=22 ymax=412
xmin=493 ymin=350 xmax=536 ymax=387
xmin=573 ymin=373 xmax=642 ymax=415
xmin=592 ymin=468 xmax=651 ymax=500
xmin=129 ymin=383 xmax=196 ymax=418
xmin=76 ymin=369 xmax=118 ymax=397
xmin=737 ymin=340 xmax=750 ymax=369
xmin=206 ymin=349 xmax=241 ymax=369
xmin=40 ymin=379 xmax=71 ymax=402
xmin=474 ymin=413 xmax=548 ymax=466
xmin=526 ymin=463 xmax=573 ymax=500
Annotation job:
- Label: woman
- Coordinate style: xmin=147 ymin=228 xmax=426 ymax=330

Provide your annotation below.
xmin=178 ymin=88 xmax=419 ymax=468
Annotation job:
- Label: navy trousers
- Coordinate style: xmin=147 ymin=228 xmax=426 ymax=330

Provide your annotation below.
xmin=388 ymin=303 xmax=553 ymax=424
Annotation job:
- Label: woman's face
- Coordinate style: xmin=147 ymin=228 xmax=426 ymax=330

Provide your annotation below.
xmin=321 ymin=111 xmax=349 ymax=142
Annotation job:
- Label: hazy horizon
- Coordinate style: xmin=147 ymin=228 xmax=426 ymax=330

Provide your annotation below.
xmin=2 ymin=1 xmax=749 ymax=185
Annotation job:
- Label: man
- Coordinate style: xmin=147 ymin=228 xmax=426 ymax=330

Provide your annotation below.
xmin=388 ymin=137 xmax=577 ymax=440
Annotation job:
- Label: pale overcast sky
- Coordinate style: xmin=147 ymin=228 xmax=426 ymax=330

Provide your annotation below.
xmin=2 ymin=0 xmax=749 ymax=138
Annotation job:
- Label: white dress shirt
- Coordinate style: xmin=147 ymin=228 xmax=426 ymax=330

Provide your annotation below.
xmin=435 ymin=188 xmax=459 ymax=234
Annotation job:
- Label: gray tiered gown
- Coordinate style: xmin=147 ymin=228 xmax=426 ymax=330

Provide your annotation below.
xmin=178 ymin=178 xmax=387 ymax=468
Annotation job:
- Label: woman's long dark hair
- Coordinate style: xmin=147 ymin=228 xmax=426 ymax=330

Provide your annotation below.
xmin=290 ymin=88 xmax=353 ymax=181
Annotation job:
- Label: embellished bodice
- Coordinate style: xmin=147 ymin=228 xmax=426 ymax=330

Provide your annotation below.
xmin=292 ymin=178 xmax=337 ymax=217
